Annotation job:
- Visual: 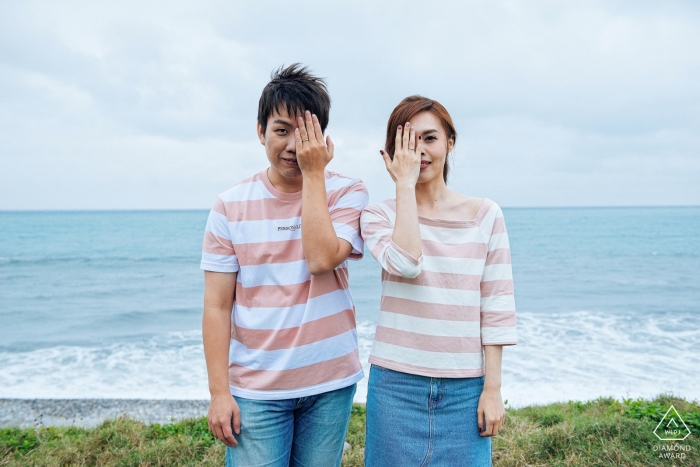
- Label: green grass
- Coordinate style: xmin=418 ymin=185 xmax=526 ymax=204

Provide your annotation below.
xmin=2 ymin=395 xmax=698 ymax=466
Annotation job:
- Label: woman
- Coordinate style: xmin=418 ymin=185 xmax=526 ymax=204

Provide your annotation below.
xmin=360 ymin=96 xmax=518 ymax=466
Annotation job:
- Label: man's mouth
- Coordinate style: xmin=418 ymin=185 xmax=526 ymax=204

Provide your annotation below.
xmin=281 ymin=157 xmax=298 ymax=167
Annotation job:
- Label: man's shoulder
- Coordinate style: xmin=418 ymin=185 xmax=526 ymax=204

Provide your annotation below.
xmin=216 ymin=170 xmax=271 ymax=203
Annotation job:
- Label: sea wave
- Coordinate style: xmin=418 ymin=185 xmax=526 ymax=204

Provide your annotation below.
xmin=1 ymin=311 xmax=697 ymax=405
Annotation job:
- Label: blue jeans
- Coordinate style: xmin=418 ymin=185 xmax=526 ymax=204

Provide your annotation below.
xmin=225 ymin=384 xmax=356 ymax=467
xmin=365 ymin=365 xmax=491 ymax=467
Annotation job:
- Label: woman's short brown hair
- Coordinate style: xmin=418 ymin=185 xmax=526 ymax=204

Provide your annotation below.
xmin=385 ymin=95 xmax=457 ymax=183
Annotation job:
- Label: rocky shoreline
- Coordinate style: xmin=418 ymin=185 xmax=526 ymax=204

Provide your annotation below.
xmin=0 ymin=399 xmax=210 ymax=428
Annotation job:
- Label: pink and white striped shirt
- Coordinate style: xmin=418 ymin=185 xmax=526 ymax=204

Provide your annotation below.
xmin=201 ymin=169 xmax=368 ymax=400
xmin=360 ymin=198 xmax=517 ymax=378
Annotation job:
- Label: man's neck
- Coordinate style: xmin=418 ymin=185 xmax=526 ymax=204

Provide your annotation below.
xmin=267 ymin=167 xmax=304 ymax=193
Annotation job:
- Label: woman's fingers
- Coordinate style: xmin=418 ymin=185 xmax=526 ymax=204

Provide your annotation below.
xmin=408 ymin=126 xmax=416 ymax=152
xmin=380 ymin=150 xmax=397 ymax=182
xmin=415 ymin=134 xmax=424 ymax=156
xmin=380 ymin=150 xmax=392 ymax=171
xmin=394 ymin=125 xmax=403 ymax=157
xmin=402 ymin=122 xmax=411 ymax=153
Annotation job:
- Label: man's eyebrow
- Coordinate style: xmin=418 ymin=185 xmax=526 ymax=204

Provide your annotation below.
xmin=272 ymin=119 xmax=292 ymax=126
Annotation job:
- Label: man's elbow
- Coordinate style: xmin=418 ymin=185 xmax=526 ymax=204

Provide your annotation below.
xmin=307 ymin=258 xmax=336 ymax=276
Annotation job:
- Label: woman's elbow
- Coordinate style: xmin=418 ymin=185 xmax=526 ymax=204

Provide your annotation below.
xmin=389 ymin=263 xmax=422 ymax=279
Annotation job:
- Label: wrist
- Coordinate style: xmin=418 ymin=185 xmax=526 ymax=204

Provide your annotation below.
xmin=210 ymin=386 xmax=231 ymax=398
xmin=301 ymin=169 xmax=326 ymax=183
xmin=482 ymin=383 xmax=502 ymax=392
xmin=395 ymin=181 xmax=416 ymax=193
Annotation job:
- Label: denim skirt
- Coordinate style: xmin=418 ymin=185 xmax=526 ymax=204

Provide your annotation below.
xmin=365 ymin=365 xmax=491 ymax=467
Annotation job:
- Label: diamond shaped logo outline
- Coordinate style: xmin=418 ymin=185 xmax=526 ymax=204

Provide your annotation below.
xmin=653 ymin=405 xmax=691 ymax=441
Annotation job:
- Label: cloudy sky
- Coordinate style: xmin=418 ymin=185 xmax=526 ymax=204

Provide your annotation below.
xmin=1 ymin=0 xmax=699 ymax=209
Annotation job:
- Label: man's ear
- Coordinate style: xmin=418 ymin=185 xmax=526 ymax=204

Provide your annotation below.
xmin=257 ymin=122 xmax=266 ymax=145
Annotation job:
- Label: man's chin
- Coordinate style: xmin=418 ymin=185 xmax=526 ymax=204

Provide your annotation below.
xmin=272 ymin=165 xmax=302 ymax=179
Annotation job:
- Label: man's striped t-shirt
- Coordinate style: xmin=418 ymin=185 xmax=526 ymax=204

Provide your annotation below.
xmin=201 ymin=169 xmax=369 ymax=400
xmin=360 ymin=198 xmax=517 ymax=378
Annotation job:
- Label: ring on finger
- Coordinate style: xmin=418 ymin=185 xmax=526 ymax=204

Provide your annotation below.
xmin=302 ymin=139 xmax=309 ymax=142
xmin=408 ymin=146 xmax=415 ymax=151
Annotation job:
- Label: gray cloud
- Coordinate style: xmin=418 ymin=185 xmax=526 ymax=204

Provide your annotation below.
xmin=1 ymin=0 xmax=698 ymax=209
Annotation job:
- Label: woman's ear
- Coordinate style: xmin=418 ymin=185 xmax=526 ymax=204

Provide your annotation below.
xmin=447 ymin=138 xmax=454 ymax=153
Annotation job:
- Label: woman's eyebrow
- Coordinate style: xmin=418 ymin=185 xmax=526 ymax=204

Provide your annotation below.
xmin=420 ymin=129 xmax=439 ymax=135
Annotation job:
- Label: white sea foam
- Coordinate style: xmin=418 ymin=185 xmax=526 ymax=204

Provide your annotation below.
xmin=1 ymin=311 xmax=697 ymax=405
xmin=0 ymin=330 xmax=209 ymax=399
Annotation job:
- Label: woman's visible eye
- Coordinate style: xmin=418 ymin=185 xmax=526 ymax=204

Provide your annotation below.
xmin=425 ymin=135 xmax=438 ymax=141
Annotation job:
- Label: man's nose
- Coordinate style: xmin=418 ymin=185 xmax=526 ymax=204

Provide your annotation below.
xmin=286 ymin=135 xmax=297 ymax=153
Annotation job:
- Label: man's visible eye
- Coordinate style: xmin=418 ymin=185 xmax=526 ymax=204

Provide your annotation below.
xmin=276 ymin=128 xmax=288 ymax=135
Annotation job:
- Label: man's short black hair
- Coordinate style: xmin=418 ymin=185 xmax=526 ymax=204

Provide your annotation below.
xmin=257 ymin=63 xmax=331 ymax=134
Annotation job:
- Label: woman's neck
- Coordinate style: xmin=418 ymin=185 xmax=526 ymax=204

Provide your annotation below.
xmin=414 ymin=176 xmax=450 ymax=211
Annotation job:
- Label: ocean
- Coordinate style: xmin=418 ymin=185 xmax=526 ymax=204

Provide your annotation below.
xmin=0 ymin=207 xmax=698 ymax=406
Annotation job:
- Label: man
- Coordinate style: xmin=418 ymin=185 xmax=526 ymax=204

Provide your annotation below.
xmin=201 ymin=64 xmax=368 ymax=467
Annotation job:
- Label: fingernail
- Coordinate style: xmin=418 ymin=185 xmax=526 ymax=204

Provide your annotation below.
xmin=398 ymin=125 xmax=402 ymax=129
xmin=418 ymin=135 xmax=422 ymax=140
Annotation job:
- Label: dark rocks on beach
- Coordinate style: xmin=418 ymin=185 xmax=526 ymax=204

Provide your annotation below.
xmin=0 ymin=399 xmax=210 ymax=428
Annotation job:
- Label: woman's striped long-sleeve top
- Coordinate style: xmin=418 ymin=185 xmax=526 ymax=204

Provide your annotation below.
xmin=360 ymin=198 xmax=517 ymax=378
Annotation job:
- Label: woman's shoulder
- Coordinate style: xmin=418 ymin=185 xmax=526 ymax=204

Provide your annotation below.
xmin=363 ymin=198 xmax=396 ymax=213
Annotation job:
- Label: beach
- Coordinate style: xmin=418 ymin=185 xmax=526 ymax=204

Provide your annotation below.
xmin=0 ymin=399 xmax=209 ymax=429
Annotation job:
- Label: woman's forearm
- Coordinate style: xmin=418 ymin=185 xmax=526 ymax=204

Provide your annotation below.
xmin=483 ymin=345 xmax=503 ymax=390
xmin=392 ymin=183 xmax=422 ymax=259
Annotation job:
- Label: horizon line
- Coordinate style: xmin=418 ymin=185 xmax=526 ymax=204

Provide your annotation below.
xmin=1 ymin=204 xmax=699 ymax=213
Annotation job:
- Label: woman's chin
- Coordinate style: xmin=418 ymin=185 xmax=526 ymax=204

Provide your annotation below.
xmin=417 ymin=168 xmax=441 ymax=183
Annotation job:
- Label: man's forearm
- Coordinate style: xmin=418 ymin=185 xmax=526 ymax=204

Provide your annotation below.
xmin=202 ymin=305 xmax=232 ymax=396
xmin=301 ymin=172 xmax=342 ymax=274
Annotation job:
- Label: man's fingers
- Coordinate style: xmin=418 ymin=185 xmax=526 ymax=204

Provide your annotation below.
xmin=221 ymin=417 xmax=238 ymax=447
xmin=211 ymin=422 xmax=226 ymax=445
xmin=294 ymin=127 xmax=303 ymax=149
xmin=477 ymin=407 xmax=484 ymax=431
xmin=232 ymin=406 xmax=241 ymax=435
xmin=312 ymin=114 xmax=324 ymax=144
xmin=297 ymin=115 xmax=309 ymax=143
xmin=326 ymin=135 xmax=334 ymax=159
xmin=304 ymin=111 xmax=316 ymax=142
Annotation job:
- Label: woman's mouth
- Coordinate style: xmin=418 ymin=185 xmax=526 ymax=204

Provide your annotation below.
xmin=420 ymin=160 xmax=431 ymax=170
